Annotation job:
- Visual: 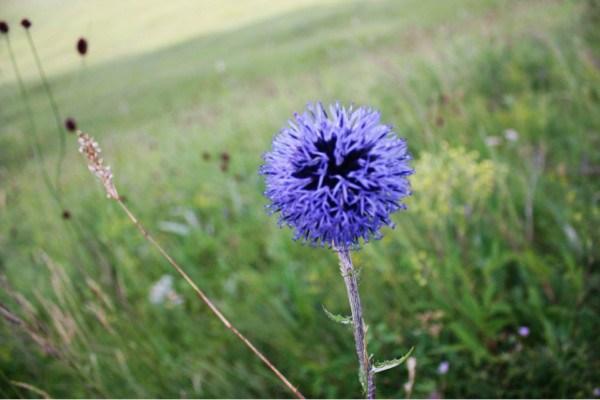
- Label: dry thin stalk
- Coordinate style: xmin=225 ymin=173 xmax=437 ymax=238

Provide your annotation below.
xmin=77 ymin=131 xmax=305 ymax=399
xmin=1 ymin=32 xmax=60 ymax=204
xmin=24 ymin=27 xmax=66 ymax=190
xmin=0 ymin=290 xmax=107 ymax=397
xmin=338 ymin=249 xmax=375 ymax=398
xmin=10 ymin=380 xmax=52 ymax=399
xmin=404 ymin=357 xmax=416 ymax=399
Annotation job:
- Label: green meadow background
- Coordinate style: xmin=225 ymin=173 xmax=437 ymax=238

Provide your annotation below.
xmin=1 ymin=0 xmax=599 ymax=398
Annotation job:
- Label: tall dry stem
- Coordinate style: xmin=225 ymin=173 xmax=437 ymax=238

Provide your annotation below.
xmin=76 ymin=130 xmax=305 ymax=399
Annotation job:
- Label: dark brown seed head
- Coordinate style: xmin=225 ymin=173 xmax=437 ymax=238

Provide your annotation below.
xmin=64 ymin=118 xmax=77 ymax=132
xmin=21 ymin=19 xmax=31 ymax=29
xmin=441 ymin=94 xmax=450 ymax=106
xmin=220 ymin=152 xmax=230 ymax=162
xmin=62 ymin=210 xmax=71 ymax=219
xmin=77 ymin=38 xmax=88 ymax=55
xmin=202 ymin=152 xmax=210 ymax=161
xmin=0 ymin=21 xmax=8 ymax=34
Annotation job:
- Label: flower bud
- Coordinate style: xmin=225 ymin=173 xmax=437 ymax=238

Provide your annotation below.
xmin=77 ymin=38 xmax=88 ymax=56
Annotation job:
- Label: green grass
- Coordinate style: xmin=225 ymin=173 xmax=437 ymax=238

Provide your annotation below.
xmin=1 ymin=0 xmax=600 ymax=398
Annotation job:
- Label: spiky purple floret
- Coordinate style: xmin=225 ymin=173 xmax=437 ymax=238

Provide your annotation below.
xmin=260 ymin=102 xmax=414 ymax=250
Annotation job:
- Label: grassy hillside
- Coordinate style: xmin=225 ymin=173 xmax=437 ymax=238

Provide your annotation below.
xmin=1 ymin=0 xmax=599 ymax=398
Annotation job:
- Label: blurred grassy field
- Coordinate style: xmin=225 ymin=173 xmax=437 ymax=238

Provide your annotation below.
xmin=0 ymin=0 xmax=347 ymax=80
xmin=1 ymin=0 xmax=600 ymax=398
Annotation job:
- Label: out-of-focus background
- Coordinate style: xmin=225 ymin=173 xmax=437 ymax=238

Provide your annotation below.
xmin=1 ymin=0 xmax=599 ymax=398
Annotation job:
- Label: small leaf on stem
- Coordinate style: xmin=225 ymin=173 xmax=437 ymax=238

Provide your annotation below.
xmin=371 ymin=346 xmax=415 ymax=374
xmin=342 ymin=264 xmax=363 ymax=280
xmin=322 ymin=305 xmax=353 ymax=325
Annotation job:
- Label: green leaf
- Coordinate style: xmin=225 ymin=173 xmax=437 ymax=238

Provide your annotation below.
xmin=458 ymin=291 xmax=485 ymax=330
xmin=448 ymin=322 xmax=490 ymax=365
xmin=371 ymin=346 xmax=415 ymax=374
xmin=342 ymin=264 xmax=363 ymax=282
xmin=489 ymin=302 xmax=512 ymax=316
xmin=482 ymin=280 xmax=497 ymax=309
xmin=322 ymin=305 xmax=353 ymax=325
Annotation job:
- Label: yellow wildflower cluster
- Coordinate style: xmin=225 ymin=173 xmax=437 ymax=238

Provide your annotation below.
xmin=410 ymin=250 xmax=431 ymax=287
xmin=407 ymin=146 xmax=506 ymax=227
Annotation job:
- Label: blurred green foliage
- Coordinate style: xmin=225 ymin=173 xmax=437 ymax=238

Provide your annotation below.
xmin=1 ymin=0 xmax=599 ymax=398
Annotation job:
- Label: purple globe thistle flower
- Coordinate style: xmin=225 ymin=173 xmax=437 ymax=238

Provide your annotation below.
xmin=260 ymin=102 xmax=413 ymax=250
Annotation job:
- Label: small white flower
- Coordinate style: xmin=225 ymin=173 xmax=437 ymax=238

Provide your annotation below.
xmin=149 ymin=274 xmax=184 ymax=307
xmin=504 ymin=129 xmax=519 ymax=142
xmin=404 ymin=357 xmax=417 ymax=396
xmin=149 ymin=275 xmax=174 ymax=304
xmin=485 ymin=136 xmax=502 ymax=147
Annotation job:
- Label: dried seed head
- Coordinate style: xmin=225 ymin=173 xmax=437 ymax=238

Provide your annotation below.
xmin=77 ymin=130 xmax=118 ymax=199
xmin=62 ymin=210 xmax=71 ymax=219
xmin=77 ymin=38 xmax=88 ymax=56
xmin=64 ymin=118 xmax=77 ymax=132
xmin=0 ymin=21 xmax=8 ymax=34
xmin=21 ymin=19 xmax=31 ymax=29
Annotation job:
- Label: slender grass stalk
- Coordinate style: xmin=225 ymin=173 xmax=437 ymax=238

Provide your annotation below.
xmin=12 ymin=379 xmax=52 ymax=398
xmin=76 ymin=131 xmax=305 ymax=399
xmin=23 ymin=25 xmax=67 ymax=191
xmin=7 ymin=25 xmax=124 ymax=299
xmin=3 ymin=35 xmax=120 ymax=291
xmin=0 ymin=285 xmax=109 ymax=398
xmin=337 ymin=249 xmax=375 ymax=398
xmin=10 ymin=381 xmax=50 ymax=400
xmin=2 ymin=33 xmax=61 ymax=204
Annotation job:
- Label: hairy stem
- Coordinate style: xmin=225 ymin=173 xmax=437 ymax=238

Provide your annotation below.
xmin=338 ymin=249 xmax=375 ymax=398
xmin=115 ymin=198 xmax=305 ymax=399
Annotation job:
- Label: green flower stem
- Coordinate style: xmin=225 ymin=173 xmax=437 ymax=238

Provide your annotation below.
xmin=24 ymin=29 xmax=66 ymax=192
xmin=338 ymin=249 xmax=375 ymax=398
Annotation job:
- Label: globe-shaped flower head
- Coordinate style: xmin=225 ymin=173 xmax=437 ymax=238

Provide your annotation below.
xmin=260 ymin=102 xmax=414 ymax=250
